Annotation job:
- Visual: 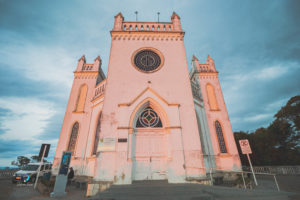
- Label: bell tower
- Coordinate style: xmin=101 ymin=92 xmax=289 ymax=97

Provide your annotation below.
xmin=191 ymin=55 xmax=241 ymax=171
xmin=94 ymin=12 xmax=206 ymax=183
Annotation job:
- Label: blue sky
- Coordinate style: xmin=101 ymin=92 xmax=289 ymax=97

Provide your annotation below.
xmin=0 ymin=0 xmax=299 ymax=166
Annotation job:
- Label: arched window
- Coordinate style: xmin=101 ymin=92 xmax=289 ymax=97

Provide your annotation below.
xmin=215 ymin=121 xmax=227 ymax=153
xmin=75 ymin=84 xmax=88 ymax=112
xmin=92 ymin=113 xmax=101 ymax=155
xmin=206 ymin=84 xmax=219 ymax=110
xmin=68 ymin=122 xmax=79 ymax=153
xmin=136 ymin=106 xmax=162 ymax=128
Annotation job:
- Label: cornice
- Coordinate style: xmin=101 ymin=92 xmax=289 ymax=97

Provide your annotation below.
xmin=110 ymin=31 xmax=184 ymax=41
xmin=74 ymin=71 xmax=98 ymax=79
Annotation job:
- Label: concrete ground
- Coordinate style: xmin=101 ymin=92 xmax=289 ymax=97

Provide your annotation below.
xmin=0 ymin=175 xmax=299 ymax=200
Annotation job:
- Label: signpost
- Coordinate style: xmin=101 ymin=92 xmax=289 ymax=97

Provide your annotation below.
xmin=239 ymin=139 xmax=257 ymax=186
xmin=34 ymin=144 xmax=50 ymax=189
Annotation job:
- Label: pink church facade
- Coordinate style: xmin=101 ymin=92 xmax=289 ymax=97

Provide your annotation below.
xmin=53 ymin=12 xmax=241 ymax=184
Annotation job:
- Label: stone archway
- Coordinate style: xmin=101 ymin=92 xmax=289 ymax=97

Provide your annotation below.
xmin=130 ymin=101 xmax=169 ymax=181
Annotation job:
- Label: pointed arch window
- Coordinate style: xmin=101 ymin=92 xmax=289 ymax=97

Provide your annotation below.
xmin=206 ymin=84 xmax=219 ymax=110
xmin=136 ymin=106 xmax=162 ymax=128
xmin=68 ymin=122 xmax=79 ymax=153
xmin=215 ymin=121 xmax=227 ymax=153
xmin=75 ymin=84 xmax=88 ymax=112
xmin=92 ymin=113 xmax=101 ymax=155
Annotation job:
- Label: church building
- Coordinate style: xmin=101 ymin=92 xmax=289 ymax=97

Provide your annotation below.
xmin=53 ymin=12 xmax=241 ymax=184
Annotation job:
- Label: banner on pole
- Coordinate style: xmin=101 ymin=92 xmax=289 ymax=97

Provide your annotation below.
xmin=239 ymin=139 xmax=252 ymax=154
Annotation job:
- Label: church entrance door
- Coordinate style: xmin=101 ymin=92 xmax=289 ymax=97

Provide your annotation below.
xmin=132 ymin=130 xmax=167 ymax=180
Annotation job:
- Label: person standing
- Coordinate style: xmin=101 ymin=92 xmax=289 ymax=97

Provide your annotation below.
xmin=67 ymin=167 xmax=74 ymax=185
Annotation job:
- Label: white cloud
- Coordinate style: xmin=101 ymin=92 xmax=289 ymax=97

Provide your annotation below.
xmin=244 ymin=113 xmax=273 ymax=122
xmin=256 ymin=66 xmax=288 ymax=80
xmin=0 ymin=97 xmax=55 ymax=141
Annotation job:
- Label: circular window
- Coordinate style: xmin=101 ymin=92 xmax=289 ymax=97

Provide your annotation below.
xmin=133 ymin=49 xmax=163 ymax=73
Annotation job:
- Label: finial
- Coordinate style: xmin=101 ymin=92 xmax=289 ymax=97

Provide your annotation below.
xmin=79 ymin=55 xmax=86 ymax=62
xmin=171 ymin=12 xmax=180 ymax=19
xmin=114 ymin=12 xmax=124 ymax=20
xmin=94 ymin=55 xmax=101 ymax=61
xmin=157 ymin=12 xmax=160 ymax=22
xmin=192 ymin=55 xmax=199 ymax=61
xmin=135 ymin=11 xmax=138 ymax=21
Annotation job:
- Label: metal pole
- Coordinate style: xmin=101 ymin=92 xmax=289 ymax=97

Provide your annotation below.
xmin=135 ymin=11 xmax=138 ymax=21
xmin=241 ymin=172 xmax=246 ymax=189
xmin=34 ymin=146 xmax=46 ymax=189
xmin=209 ymin=168 xmax=213 ymax=186
xmin=247 ymin=153 xmax=258 ymax=186
xmin=273 ymin=175 xmax=280 ymax=191
xmin=157 ymin=12 xmax=160 ymax=22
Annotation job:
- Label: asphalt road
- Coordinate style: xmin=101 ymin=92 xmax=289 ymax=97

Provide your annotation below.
xmin=0 ymin=175 xmax=299 ymax=200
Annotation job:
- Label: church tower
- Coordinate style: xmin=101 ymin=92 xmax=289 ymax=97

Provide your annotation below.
xmin=52 ymin=55 xmax=106 ymax=174
xmin=53 ymin=12 xmax=241 ymax=186
xmin=94 ymin=12 xmax=206 ymax=183
xmin=190 ymin=55 xmax=241 ymax=171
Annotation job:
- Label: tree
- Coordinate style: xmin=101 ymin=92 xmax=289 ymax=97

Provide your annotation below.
xmin=11 ymin=156 xmax=31 ymax=167
xmin=234 ymin=95 xmax=300 ymax=166
xmin=31 ymin=155 xmax=47 ymax=163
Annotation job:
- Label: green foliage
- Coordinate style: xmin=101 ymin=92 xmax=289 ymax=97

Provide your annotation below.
xmin=11 ymin=155 xmax=47 ymax=166
xmin=31 ymin=155 xmax=47 ymax=163
xmin=234 ymin=95 xmax=300 ymax=166
xmin=11 ymin=156 xmax=31 ymax=167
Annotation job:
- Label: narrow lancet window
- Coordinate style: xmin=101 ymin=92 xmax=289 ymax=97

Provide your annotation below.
xmin=206 ymin=84 xmax=219 ymax=110
xmin=92 ymin=113 xmax=101 ymax=155
xmin=68 ymin=122 xmax=79 ymax=154
xmin=75 ymin=84 xmax=88 ymax=112
xmin=215 ymin=121 xmax=227 ymax=153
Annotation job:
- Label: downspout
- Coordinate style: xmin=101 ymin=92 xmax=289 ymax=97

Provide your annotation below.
xmin=177 ymin=105 xmax=187 ymax=179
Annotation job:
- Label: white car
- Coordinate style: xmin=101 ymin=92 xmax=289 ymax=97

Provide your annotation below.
xmin=12 ymin=163 xmax=52 ymax=183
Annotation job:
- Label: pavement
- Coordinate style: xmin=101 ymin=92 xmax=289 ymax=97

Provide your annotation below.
xmin=92 ymin=180 xmax=294 ymax=200
xmin=0 ymin=175 xmax=300 ymax=200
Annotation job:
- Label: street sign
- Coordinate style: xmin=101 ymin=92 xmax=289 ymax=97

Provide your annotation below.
xmin=239 ymin=139 xmax=257 ymax=186
xmin=34 ymin=143 xmax=51 ymax=189
xmin=239 ymin=139 xmax=252 ymax=154
xmin=39 ymin=144 xmax=51 ymax=158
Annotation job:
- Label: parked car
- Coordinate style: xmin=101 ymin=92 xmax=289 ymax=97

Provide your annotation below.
xmin=12 ymin=162 xmax=52 ymax=184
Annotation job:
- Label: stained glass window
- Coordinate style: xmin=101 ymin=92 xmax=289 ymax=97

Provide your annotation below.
xmin=68 ymin=122 xmax=79 ymax=154
xmin=134 ymin=50 xmax=161 ymax=72
xmin=215 ymin=121 xmax=227 ymax=153
xmin=92 ymin=113 xmax=101 ymax=155
xmin=136 ymin=106 xmax=162 ymax=128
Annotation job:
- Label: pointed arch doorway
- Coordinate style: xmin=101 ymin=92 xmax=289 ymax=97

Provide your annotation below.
xmin=131 ymin=101 xmax=169 ymax=181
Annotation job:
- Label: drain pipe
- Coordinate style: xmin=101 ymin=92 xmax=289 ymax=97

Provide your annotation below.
xmin=177 ymin=105 xmax=187 ymax=180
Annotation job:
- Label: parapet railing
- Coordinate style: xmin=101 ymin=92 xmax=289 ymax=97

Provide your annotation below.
xmin=122 ymin=22 xmax=174 ymax=32
xmin=248 ymin=166 xmax=300 ymax=175
xmin=201 ymin=167 xmax=280 ymax=191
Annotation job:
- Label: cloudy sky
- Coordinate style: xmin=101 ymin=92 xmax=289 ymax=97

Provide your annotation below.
xmin=0 ymin=0 xmax=299 ymax=166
